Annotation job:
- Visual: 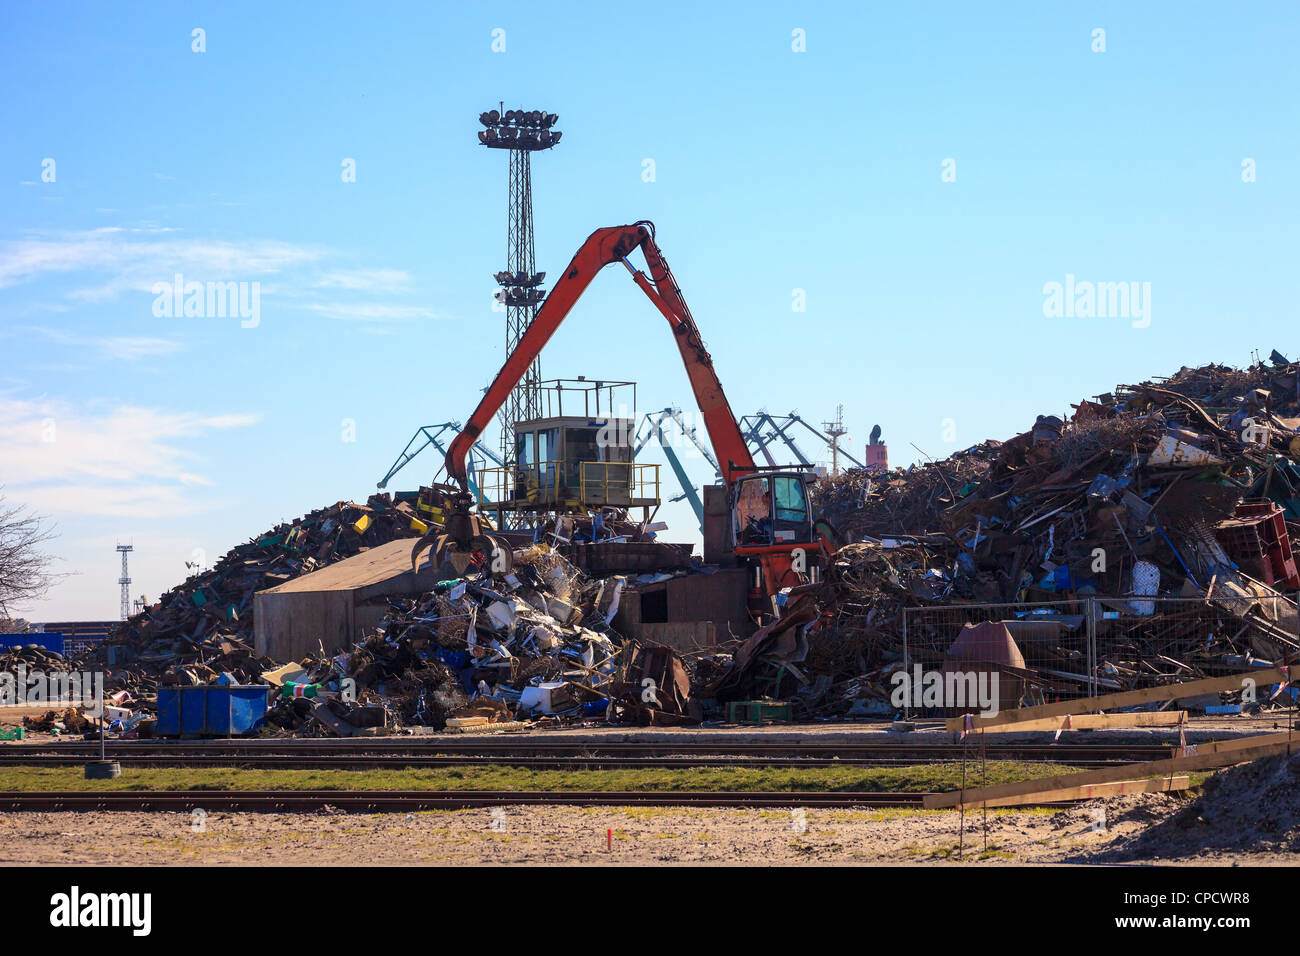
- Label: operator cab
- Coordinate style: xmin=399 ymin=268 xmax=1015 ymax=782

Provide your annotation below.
xmin=731 ymin=471 xmax=816 ymax=548
xmin=477 ymin=378 xmax=661 ymax=527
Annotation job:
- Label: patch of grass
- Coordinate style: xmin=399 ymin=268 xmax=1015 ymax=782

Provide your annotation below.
xmin=616 ymin=807 xmax=683 ymax=820
xmin=1003 ymin=806 xmax=1061 ymax=816
xmin=0 ymin=761 xmax=1086 ymax=795
xmin=835 ymin=807 xmax=936 ymax=822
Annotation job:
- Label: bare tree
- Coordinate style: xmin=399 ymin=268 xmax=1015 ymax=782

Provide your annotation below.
xmin=0 ymin=494 xmax=59 ymax=622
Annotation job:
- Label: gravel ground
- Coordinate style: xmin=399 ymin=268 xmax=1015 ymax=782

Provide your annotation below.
xmin=1094 ymin=751 xmax=1300 ymax=862
xmin=0 ymin=794 xmax=1292 ymax=865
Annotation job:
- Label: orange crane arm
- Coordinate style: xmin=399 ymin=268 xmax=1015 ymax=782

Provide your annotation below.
xmin=445 ymin=221 xmax=756 ymax=488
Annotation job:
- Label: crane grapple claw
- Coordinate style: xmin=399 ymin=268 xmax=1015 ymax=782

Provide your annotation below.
xmin=439 ymin=533 xmax=512 ymax=577
xmin=412 ymin=492 xmax=512 ymax=577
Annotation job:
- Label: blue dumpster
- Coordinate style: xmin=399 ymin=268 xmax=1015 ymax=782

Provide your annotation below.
xmin=156 ymin=688 xmax=182 ymax=736
xmin=156 ymin=684 xmax=270 ymax=737
xmin=205 ymin=685 xmax=270 ymax=735
xmin=181 ymin=687 xmax=208 ymax=735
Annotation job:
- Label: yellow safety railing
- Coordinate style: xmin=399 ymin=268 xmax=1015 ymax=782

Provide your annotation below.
xmin=579 ymin=461 xmax=660 ymax=507
xmin=476 ymin=460 xmax=564 ymax=509
xmin=476 ymin=460 xmax=660 ymax=511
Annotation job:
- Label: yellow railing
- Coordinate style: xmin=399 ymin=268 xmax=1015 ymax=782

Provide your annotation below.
xmin=477 ymin=460 xmax=562 ymax=508
xmin=476 ymin=459 xmax=660 ymax=510
xmin=578 ymin=461 xmax=660 ymax=507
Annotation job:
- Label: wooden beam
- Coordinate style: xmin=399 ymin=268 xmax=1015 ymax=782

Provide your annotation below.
xmin=923 ymin=732 xmax=1300 ymax=809
xmin=962 ymin=776 xmax=1190 ymax=810
xmin=968 ymin=711 xmax=1187 ymax=735
xmin=1166 ymin=730 xmax=1300 ymax=757
xmin=943 ymin=666 xmax=1292 ymax=732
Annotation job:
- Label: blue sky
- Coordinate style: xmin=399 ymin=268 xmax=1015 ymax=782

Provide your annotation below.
xmin=1 ymin=1 xmax=1296 ymax=620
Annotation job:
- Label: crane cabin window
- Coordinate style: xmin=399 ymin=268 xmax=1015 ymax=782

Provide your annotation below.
xmin=771 ymin=475 xmax=811 ymax=542
xmin=537 ymin=428 xmax=558 ymax=495
xmin=514 ymin=432 xmax=538 ymax=501
xmin=772 ymin=476 xmax=808 ymax=523
xmin=564 ymin=427 xmax=600 ymax=491
xmin=735 ymin=477 xmax=773 ymax=544
xmin=516 ymin=432 xmax=535 ymax=468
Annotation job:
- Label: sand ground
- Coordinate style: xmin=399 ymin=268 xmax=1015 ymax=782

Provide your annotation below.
xmin=0 ymin=796 xmax=1288 ymax=866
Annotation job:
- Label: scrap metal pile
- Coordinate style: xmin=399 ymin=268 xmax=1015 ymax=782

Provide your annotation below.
xmin=21 ymin=355 xmax=1300 ymax=735
xmin=260 ymin=544 xmax=657 ymax=734
xmin=40 ymin=519 xmax=700 ymax=736
xmin=814 ymin=444 xmax=1000 ymax=542
xmin=802 ymin=354 xmax=1300 ymax=712
xmin=74 ymin=496 xmax=422 ymax=698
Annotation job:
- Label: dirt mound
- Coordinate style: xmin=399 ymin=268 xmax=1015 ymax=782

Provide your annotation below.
xmin=1092 ymin=752 xmax=1300 ymax=861
xmin=1051 ymin=792 xmax=1185 ymax=835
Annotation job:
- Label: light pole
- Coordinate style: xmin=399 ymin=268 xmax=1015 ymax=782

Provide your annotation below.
xmin=477 ymin=106 xmax=562 ymax=470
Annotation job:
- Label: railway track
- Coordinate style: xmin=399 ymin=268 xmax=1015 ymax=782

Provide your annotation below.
xmin=0 ymin=789 xmax=936 ymax=811
xmin=0 ymin=749 xmax=1171 ymax=770
xmin=0 ymin=740 xmax=1175 ymax=768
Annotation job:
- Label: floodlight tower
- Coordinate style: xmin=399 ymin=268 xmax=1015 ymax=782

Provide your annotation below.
xmin=477 ymin=104 xmax=562 ymax=464
xmin=115 ymin=543 xmax=133 ymax=621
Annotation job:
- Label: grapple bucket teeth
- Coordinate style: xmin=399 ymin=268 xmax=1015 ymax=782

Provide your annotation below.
xmin=437 ymin=533 xmax=513 ymax=577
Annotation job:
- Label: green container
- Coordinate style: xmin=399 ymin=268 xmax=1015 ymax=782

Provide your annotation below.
xmin=726 ymin=700 xmax=792 ymax=725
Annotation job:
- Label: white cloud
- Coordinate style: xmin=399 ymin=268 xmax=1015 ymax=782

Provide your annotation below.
xmin=97 ymin=337 xmax=184 ymax=360
xmin=298 ymin=301 xmax=437 ymax=322
xmin=0 ymin=397 xmax=259 ymax=517
xmin=0 ymin=228 xmax=433 ymax=329
xmin=15 ymin=484 xmax=209 ymax=519
xmin=316 ymin=268 xmax=412 ymax=290
xmin=13 ymin=326 xmax=183 ymax=361
xmin=0 ymin=229 xmax=323 ymax=298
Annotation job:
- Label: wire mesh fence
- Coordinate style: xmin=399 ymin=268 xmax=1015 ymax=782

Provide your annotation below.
xmin=61 ymin=636 xmax=107 ymax=659
xmin=900 ymin=593 xmax=1299 ymax=719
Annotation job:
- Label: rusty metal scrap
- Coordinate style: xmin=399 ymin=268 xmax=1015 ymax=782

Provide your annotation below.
xmin=799 ymin=355 xmax=1300 ymax=714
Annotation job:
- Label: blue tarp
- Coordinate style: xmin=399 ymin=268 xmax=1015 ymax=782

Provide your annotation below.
xmin=0 ymin=633 xmax=63 ymax=655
